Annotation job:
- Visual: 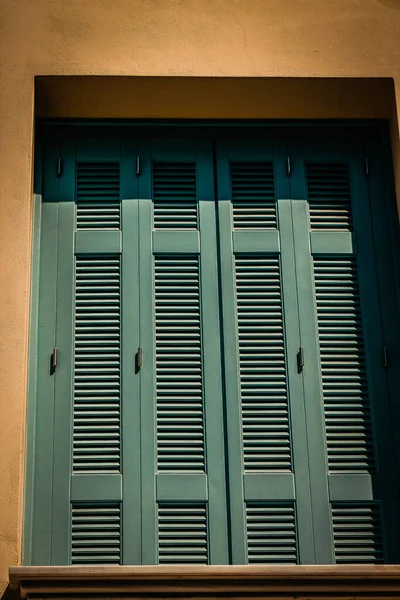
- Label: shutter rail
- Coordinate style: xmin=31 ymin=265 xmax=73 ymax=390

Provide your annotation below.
xmin=9 ymin=565 xmax=400 ymax=599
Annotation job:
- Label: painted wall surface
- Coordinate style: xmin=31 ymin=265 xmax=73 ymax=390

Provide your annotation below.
xmin=1 ymin=0 xmax=400 ymax=593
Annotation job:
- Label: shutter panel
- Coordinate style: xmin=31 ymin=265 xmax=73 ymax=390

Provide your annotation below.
xmin=155 ymin=256 xmax=205 ymax=472
xmin=216 ymin=138 xmax=315 ymax=564
xmin=73 ymin=255 xmax=121 ymax=472
xmin=290 ymin=137 xmax=400 ymax=563
xmin=332 ymin=504 xmax=384 ymax=564
xmin=138 ymin=138 xmax=229 ymax=564
xmin=76 ymin=162 xmax=121 ymax=229
xmin=235 ymin=255 xmax=291 ymax=472
xmin=246 ymin=504 xmax=297 ymax=564
xmin=50 ymin=139 xmax=131 ymax=564
xmin=71 ymin=504 xmax=121 ymax=565
xmin=158 ymin=505 xmax=208 ymax=564
xmin=313 ymin=256 xmax=374 ymax=472
xmin=153 ymin=162 xmax=197 ymax=228
xmin=306 ymin=162 xmax=353 ymax=230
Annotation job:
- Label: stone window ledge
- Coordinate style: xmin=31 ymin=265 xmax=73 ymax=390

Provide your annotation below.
xmin=9 ymin=565 xmax=400 ymax=599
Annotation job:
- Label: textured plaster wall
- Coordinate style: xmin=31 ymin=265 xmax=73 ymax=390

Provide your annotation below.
xmin=1 ymin=0 xmax=400 ymax=592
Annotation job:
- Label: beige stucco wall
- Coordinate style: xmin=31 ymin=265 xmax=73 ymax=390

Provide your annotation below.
xmin=1 ymin=0 xmax=400 ymax=593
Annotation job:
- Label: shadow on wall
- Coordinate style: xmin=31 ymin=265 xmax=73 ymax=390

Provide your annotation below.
xmin=1 ymin=587 xmax=19 ymax=600
xmin=375 ymin=0 xmax=400 ymax=8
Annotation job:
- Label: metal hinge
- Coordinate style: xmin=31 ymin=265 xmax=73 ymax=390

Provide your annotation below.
xmin=57 ymin=157 xmax=62 ymax=177
xmin=136 ymin=156 xmax=140 ymax=176
xmin=365 ymin=157 xmax=369 ymax=177
xmin=383 ymin=346 xmax=388 ymax=368
xmin=137 ymin=347 xmax=143 ymax=370
xmin=51 ymin=347 xmax=57 ymax=371
xmin=286 ymin=156 xmax=292 ymax=176
xmin=297 ymin=346 xmax=304 ymax=373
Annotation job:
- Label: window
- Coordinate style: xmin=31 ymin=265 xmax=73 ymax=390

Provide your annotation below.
xmin=24 ymin=123 xmax=400 ymax=565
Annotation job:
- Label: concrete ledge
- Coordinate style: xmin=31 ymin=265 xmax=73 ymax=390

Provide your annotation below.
xmin=9 ymin=565 xmax=400 ymax=599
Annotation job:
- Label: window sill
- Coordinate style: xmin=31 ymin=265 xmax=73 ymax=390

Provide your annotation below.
xmin=9 ymin=565 xmax=400 ymax=599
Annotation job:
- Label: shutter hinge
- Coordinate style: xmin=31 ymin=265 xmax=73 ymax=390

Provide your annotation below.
xmin=286 ymin=156 xmax=292 ymax=176
xmin=297 ymin=346 xmax=304 ymax=373
xmin=383 ymin=346 xmax=388 ymax=368
xmin=137 ymin=347 xmax=143 ymax=370
xmin=57 ymin=157 xmax=62 ymax=177
xmin=136 ymin=156 xmax=140 ymax=176
xmin=365 ymin=157 xmax=369 ymax=177
xmin=51 ymin=347 xmax=57 ymax=372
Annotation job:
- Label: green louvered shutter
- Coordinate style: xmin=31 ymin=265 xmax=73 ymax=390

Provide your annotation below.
xmin=42 ymin=138 xmax=141 ymax=564
xmin=216 ymin=137 xmax=316 ymax=564
xmin=138 ymin=138 xmax=229 ymax=564
xmin=289 ymin=137 xmax=400 ymax=563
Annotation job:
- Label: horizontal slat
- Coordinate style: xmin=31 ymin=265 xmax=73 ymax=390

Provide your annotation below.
xmin=231 ymin=163 xmax=276 ymax=229
xmin=314 ymin=257 xmax=375 ymax=472
xmin=73 ymin=256 xmax=121 ymax=473
xmin=158 ymin=505 xmax=208 ymax=564
xmin=332 ymin=504 xmax=384 ymax=564
xmin=77 ymin=163 xmax=120 ymax=230
xmin=155 ymin=256 xmax=205 ymax=472
xmin=71 ymin=504 xmax=121 ymax=565
xmin=235 ymin=256 xmax=291 ymax=472
xmin=153 ymin=162 xmax=197 ymax=229
xmin=306 ymin=162 xmax=353 ymax=231
xmin=246 ymin=504 xmax=297 ymax=564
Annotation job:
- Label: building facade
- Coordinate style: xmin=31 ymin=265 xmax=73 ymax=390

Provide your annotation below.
xmin=2 ymin=0 xmax=400 ymax=595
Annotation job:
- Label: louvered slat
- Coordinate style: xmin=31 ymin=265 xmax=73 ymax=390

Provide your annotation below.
xmin=76 ymin=163 xmax=120 ymax=229
xmin=231 ymin=162 xmax=276 ymax=228
xmin=153 ymin=162 xmax=197 ymax=228
xmin=73 ymin=256 xmax=121 ymax=472
xmin=158 ymin=505 xmax=208 ymax=564
xmin=332 ymin=504 xmax=384 ymax=563
xmin=155 ymin=256 xmax=205 ymax=471
xmin=235 ymin=256 xmax=291 ymax=471
xmin=306 ymin=162 xmax=353 ymax=230
xmin=314 ymin=257 xmax=374 ymax=471
xmin=246 ymin=504 xmax=297 ymax=564
xmin=71 ymin=504 xmax=121 ymax=564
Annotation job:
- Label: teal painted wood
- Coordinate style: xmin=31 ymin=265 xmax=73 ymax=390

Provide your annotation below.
xmin=246 ymin=504 xmax=297 ymax=564
xmin=23 ymin=143 xmax=43 ymax=565
xmin=289 ymin=139 xmax=338 ymax=564
xmin=138 ymin=137 xmax=157 ymax=565
xmin=277 ymin=198 xmax=315 ymax=565
xmin=347 ymin=140 xmax=400 ymax=562
xmin=139 ymin=137 xmax=229 ymax=564
xmin=29 ymin=139 xmax=59 ymax=565
xmin=215 ymin=138 xmax=247 ymax=564
xmin=71 ymin=504 xmax=121 ymax=564
xmin=216 ymin=137 xmax=315 ymax=565
xmin=367 ymin=135 xmax=400 ymax=494
xmin=51 ymin=138 xmax=76 ymax=564
xmin=332 ymin=504 xmax=384 ymax=564
xmin=158 ymin=504 xmax=208 ymax=564
xmin=196 ymin=138 xmax=229 ymax=564
xmin=120 ymin=138 xmax=141 ymax=564
xmin=28 ymin=124 xmax=400 ymax=568
xmin=156 ymin=474 xmax=208 ymax=501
